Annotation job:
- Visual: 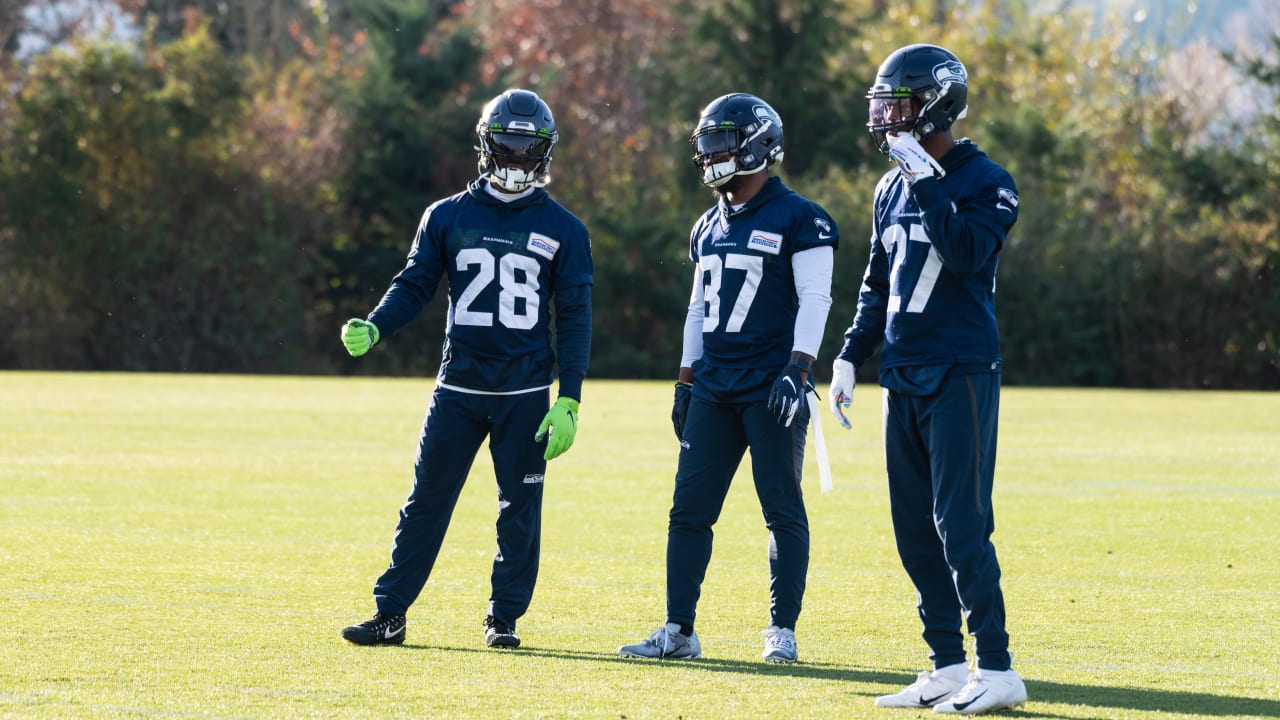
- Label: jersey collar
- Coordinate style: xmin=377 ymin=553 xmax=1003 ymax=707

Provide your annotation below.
xmin=718 ymin=176 xmax=788 ymax=219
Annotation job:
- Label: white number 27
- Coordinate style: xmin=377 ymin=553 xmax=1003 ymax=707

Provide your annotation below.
xmin=884 ymin=223 xmax=942 ymax=314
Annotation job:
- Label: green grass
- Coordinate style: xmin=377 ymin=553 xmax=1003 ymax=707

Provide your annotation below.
xmin=1 ymin=372 xmax=1278 ymax=718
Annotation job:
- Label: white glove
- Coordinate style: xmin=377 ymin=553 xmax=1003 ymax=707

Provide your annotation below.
xmin=829 ymin=358 xmax=855 ymax=429
xmin=887 ymin=132 xmax=945 ymax=185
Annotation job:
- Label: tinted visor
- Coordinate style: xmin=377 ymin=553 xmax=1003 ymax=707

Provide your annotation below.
xmin=488 ymin=132 xmax=552 ymax=159
xmin=691 ymin=129 xmax=740 ymax=165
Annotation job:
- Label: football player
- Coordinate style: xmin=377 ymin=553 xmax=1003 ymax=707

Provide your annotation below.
xmin=829 ymin=44 xmax=1027 ymax=714
xmin=619 ymin=93 xmax=837 ymax=664
xmin=338 ymin=89 xmax=593 ymax=650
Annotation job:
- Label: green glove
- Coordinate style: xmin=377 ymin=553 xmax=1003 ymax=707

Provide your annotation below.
xmin=534 ymin=397 xmax=579 ymax=461
xmin=340 ymin=318 xmax=380 ymax=357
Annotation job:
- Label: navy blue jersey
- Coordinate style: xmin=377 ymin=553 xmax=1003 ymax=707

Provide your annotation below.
xmin=838 ymin=141 xmax=1017 ymax=373
xmin=690 ymin=176 xmax=838 ymax=401
xmin=368 ymin=180 xmax=593 ymax=397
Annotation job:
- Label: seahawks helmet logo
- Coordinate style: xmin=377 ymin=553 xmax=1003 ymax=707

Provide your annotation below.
xmin=933 ymin=61 xmax=967 ymax=86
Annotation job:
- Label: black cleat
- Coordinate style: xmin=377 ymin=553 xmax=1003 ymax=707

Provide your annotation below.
xmin=484 ymin=615 xmax=520 ymax=648
xmin=341 ymin=613 xmax=406 ymax=646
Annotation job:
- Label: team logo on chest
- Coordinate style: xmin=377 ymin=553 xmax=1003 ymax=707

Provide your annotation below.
xmin=527 ymin=232 xmax=559 ymax=260
xmin=747 ymin=229 xmax=782 ymax=255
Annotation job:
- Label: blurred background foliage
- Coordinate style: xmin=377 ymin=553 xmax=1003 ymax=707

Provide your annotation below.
xmin=0 ymin=0 xmax=1277 ymax=388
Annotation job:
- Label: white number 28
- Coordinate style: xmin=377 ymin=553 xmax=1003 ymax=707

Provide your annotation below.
xmin=454 ymin=248 xmax=541 ymax=329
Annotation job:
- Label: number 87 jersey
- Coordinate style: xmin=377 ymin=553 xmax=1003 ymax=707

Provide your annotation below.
xmin=367 ymin=179 xmax=594 ymax=395
xmin=688 ymin=177 xmax=838 ymax=400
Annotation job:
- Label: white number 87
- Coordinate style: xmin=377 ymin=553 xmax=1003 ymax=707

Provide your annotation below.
xmin=701 ymin=253 xmax=763 ymax=333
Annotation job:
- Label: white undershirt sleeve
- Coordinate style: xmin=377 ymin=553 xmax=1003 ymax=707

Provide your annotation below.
xmin=791 ymin=246 xmax=834 ymax=357
xmin=681 ymin=264 xmax=705 ymax=369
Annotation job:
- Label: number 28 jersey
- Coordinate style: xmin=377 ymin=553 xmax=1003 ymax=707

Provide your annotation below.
xmin=368 ymin=180 xmax=594 ymax=394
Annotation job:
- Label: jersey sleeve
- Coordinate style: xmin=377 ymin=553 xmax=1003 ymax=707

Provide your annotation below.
xmin=688 ymin=214 xmax=707 ymax=264
xmin=551 ymin=215 xmax=593 ymax=400
xmin=837 ymin=177 xmax=895 ymax=367
xmin=911 ymin=165 xmax=1018 ymax=277
xmin=552 ymin=214 xmax=594 ymax=291
xmin=367 ymin=202 xmax=449 ymax=338
xmin=788 ymin=200 xmax=839 ymax=255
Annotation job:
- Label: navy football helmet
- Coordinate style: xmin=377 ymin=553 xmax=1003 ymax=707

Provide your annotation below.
xmin=476 ymin=89 xmax=558 ymax=191
xmin=866 ymin=44 xmax=968 ymax=153
xmin=689 ymin=93 xmax=784 ymax=188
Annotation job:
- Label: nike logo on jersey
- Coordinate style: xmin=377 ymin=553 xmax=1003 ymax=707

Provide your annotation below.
xmin=996 ymin=187 xmax=1019 ymax=214
xmin=814 ymin=216 xmax=834 ymax=240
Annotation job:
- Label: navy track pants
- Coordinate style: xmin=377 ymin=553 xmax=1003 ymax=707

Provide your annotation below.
xmin=883 ymin=372 xmax=1011 ymax=671
xmin=666 ymin=394 xmax=810 ymax=631
xmin=373 ymin=387 xmax=549 ymax=629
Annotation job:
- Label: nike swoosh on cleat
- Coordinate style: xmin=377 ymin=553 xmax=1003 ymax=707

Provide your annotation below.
xmin=384 ymin=624 xmax=405 ymax=639
xmin=920 ymin=693 xmax=949 ymax=706
xmin=950 ymin=690 xmax=988 ymax=711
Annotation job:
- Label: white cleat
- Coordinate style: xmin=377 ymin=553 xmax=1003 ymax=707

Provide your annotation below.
xmin=933 ymin=668 xmax=1028 ymax=715
xmin=875 ymin=662 xmax=969 ymax=708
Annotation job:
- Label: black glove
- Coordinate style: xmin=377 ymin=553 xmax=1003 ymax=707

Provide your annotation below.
xmin=767 ymin=366 xmax=807 ymax=428
xmin=671 ymin=382 xmax=692 ymax=440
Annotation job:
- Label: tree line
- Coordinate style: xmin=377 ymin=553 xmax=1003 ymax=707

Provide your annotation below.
xmin=1 ymin=0 xmax=1277 ymax=388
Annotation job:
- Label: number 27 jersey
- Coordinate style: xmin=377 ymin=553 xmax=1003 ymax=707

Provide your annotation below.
xmin=840 ymin=140 xmax=1018 ymax=370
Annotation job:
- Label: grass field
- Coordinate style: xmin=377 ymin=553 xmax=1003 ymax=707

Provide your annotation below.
xmin=1 ymin=372 xmax=1278 ymax=719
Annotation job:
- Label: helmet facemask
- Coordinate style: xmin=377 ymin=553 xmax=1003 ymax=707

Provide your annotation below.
xmin=867 ymin=92 xmax=921 ymax=154
xmin=692 ymin=128 xmax=747 ymax=188
xmin=478 ymin=129 xmax=555 ymax=192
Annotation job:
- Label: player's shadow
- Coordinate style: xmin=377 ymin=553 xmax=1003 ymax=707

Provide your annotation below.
xmin=398 ymin=644 xmax=1280 ymax=718
xmin=398 ymin=643 xmax=896 ymax=683
xmin=994 ymin=679 xmax=1280 ymax=719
